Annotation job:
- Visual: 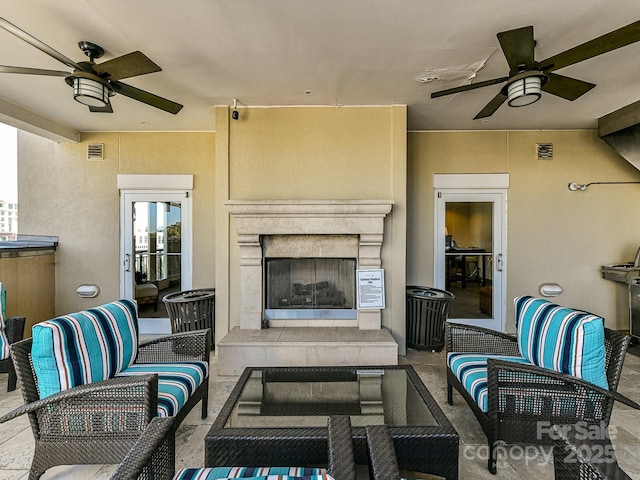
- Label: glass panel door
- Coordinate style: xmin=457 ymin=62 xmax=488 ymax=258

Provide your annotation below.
xmin=435 ymin=191 xmax=506 ymax=331
xmin=121 ymin=192 xmax=191 ymax=321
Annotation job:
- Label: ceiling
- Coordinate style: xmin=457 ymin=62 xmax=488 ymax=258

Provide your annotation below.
xmin=1 ymin=0 xmax=640 ymax=140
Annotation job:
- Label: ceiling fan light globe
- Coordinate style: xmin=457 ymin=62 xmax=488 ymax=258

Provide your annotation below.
xmin=73 ymin=76 xmax=109 ymax=107
xmin=507 ymin=76 xmax=542 ymax=107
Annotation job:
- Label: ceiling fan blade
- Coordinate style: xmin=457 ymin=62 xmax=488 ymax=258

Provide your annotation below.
xmin=540 ymin=20 xmax=640 ymax=71
xmin=473 ymin=91 xmax=508 ymax=120
xmin=431 ymin=76 xmax=509 ymax=98
xmin=542 ymin=72 xmax=596 ymax=101
xmin=0 ymin=65 xmax=69 ymax=76
xmin=111 ymin=81 xmax=183 ymax=114
xmin=0 ymin=17 xmax=82 ymax=71
xmin=89 ymin=103 xmax=114 ymax=113
xmin=497 ymin=26 xmax=536 ymax=72
xmin=93 ymin=51 xmax=161 ymax=81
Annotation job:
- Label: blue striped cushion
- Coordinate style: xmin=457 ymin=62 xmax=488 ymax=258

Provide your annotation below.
xmin=514 ymin=296 xmax=608 ymax=389
xmin=447 ymin=353 xmax=530 ymax=412
xmin=31 ymin=300 xmax=139 ymax=398
xmin=116 ymin=361 xmax=208 ymax=417
xmin=0 ymin=283 xmax=9 ymax=360
xmin=173 ymin=468 xmax=330 ymax=480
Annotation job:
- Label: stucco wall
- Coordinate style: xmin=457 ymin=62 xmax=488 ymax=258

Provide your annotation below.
xmin=407 ymin=129 xmax=640 ymax=331
xmin=18 ymin=130 xmax=215 ymax=316
xmin=228 ymin=107 xmax=394 ymax=199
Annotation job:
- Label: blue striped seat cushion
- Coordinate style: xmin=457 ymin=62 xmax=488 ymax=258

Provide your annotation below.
xmin=173 ymin=467 xmax=330 ymax=480
xmin=116 ymin=361 xmax=208 ymax=417
xmin=31 ymin=300 xmax=139 ymax=398
xmin=515 ymin=296 xmax=608 ymax=389
xmin=0 ymin=282 xmax=10 ymax=360
xmin=447 ymin=353 xmax=530 ymax=412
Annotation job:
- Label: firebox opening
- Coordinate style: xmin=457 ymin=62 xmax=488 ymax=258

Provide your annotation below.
xmin=264 ymin=258 xmax=357 ymax=320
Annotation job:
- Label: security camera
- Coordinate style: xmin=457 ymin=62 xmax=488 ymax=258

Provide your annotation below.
xmin=232 ymin=110 xmax=239 ymax=120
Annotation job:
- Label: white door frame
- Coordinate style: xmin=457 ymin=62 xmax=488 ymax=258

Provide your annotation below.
xmin=433 ymin=174 xmax=508 ymax=332
xmin=118 ymin=174 xmax=193 ymax=306
xmin=119 ymin=191 xmax=193 ymax=302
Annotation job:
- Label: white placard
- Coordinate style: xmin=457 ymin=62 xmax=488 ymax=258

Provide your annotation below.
xmin=357 ymin=269 xmax=385 ymax=309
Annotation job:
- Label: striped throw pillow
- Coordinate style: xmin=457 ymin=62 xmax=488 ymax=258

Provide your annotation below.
xmin=32 ymin=299 xmax=139 ymax=398
xmin=514 ymin=296 xmax=608 ymax=389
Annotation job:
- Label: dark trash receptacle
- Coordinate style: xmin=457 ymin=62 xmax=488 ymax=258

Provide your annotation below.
xmin=406 ymin=286 xmax=454 ymax=351
xmin=163 ymin=288 xmax=215 ymax=349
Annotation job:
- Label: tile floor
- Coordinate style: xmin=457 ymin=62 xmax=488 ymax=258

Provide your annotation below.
xmin=0 ymin=346 xmax=638 ymax=479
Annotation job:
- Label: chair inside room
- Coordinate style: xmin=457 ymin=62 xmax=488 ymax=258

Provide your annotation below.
xmin=135 ymin=271 xmax=159 ymax=311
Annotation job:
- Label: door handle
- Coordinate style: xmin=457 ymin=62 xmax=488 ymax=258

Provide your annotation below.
xmin=496 ymin=253 xmax=503 ymax=272
xmin=124 ymin=253 xmax=131 ymax=272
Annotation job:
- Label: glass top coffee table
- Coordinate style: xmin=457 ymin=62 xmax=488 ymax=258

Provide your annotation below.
xmin=205 ymin=365 xmax=459 ymax=479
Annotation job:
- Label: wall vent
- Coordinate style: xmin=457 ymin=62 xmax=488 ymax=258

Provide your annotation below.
xmin=536 ymin=143 xmax=553 ymax=160
xmin=87 ymin=143 xmax=104 ymax=160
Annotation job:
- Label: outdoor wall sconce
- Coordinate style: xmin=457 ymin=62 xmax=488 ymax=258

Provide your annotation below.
xmin=568 ymin=181 xmax=640 ymax=191
xmin=539 ymin=283 xmax=563 ymax=297
xmin=76 ymin=284 xmax=100 ymax=298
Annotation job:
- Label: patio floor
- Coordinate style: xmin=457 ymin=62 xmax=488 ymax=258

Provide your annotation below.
xmin=0 ymin=346 xmax=638 ymax=479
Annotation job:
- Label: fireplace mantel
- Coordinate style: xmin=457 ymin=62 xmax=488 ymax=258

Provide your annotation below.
xmin=226 ymin=199 xmax=393 ymax=217
xmin=226 ymin=199 xmax=394 ymax=330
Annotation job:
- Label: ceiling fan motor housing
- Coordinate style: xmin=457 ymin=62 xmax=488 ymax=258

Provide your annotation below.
xmin=78 ymin=41 xmax=104 ymax=61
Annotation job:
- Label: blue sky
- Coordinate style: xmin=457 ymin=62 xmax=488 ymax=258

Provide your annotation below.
xmin=0 ymin=123 xmax=17 ymax=202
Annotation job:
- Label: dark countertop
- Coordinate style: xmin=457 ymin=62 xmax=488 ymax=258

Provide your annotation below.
xmin=0 ymin=235 xmax=58 ymax=254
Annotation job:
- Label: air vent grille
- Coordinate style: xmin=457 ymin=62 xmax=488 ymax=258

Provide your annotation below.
xmin=536 ymin=143 xmax=553 ymax=160
xmin=87 ymin=143 xmax=104 ymax=160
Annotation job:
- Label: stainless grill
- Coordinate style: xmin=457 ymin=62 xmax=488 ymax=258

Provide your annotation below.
xmin=602 ymin=247 xmax=640 ymax=339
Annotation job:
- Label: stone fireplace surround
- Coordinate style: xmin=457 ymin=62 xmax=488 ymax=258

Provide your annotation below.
xmin=226 ymin=200 xmax=394 ymax=330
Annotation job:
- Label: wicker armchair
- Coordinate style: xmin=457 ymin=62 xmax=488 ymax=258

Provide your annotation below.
xmin=552 ymin=424 xmax=632 ymax=480
xmin=0 ymin=328 xmax=210 ymax=480
xmin=446 ymin=322 xmax=640 ymax=474
xmin=0 ymin=315 xmax=25 ymax=391
xmin=111 ymin=415 xmax=358 ymax=480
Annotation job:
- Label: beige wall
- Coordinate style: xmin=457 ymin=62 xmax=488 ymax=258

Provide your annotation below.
xmin=215 ymin=106 xmax=407 ymax=349
xmin=19 ymin=110 xmax=637 ymax=346
xmin=18 ymin=131 xmax=215 ymax=317
xmin=408 ymin=129 xmax=640 ymax=331
xmin=228 ymin=107 xmax=393 ymax=199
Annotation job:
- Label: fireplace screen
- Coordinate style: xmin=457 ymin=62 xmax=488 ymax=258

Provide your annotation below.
xmin=265 ymin=258 xmax=356 ymax=318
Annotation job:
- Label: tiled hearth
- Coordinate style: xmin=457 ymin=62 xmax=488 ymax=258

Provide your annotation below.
xmin=218 ymin=200 xmax=398 ymax=375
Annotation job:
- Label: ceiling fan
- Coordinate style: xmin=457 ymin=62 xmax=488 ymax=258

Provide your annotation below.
xmin=431 ymin=20 xmax=640 ymax=120
xmin=0 ymin=17 xmax=183 ymax=114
